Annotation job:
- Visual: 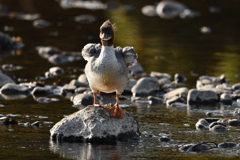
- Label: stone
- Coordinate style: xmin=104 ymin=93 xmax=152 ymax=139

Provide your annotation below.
xmin=74 ymin=15 xmax=97 ymax=23
xmin=163 ymin=87 xmax=189 ymax=100
xmin=179 ymin=143 xmax=210 ymax=152
xmin=50 ymin=106 xmax=141 ymax=143
xmin=174 ymin=73 xmax=187 ymax=83
xmin=0 ymin=116 xmax=10 ymax=125
xmin=230 ymin=94 xmax=240 ymax=101
xmin=131 ymin=77 xmax=159 ymax=97
xmin=228 ymin=119 xmax=240 ymax=127
xmin=187 ymin=89 xmax=219 ymax=104
xmin=170 ymin=102 xmax=187 ymax=108
xmin=150 ymin=71 xmax=171 ymax=79
xmin=218 ymin=142 xmax=237 ymax=148
xmin=158 ymin=78 xmax=172 ymax=90
xmin=49 ymin=67 xmax=65 ymax=76
xmin=75 ymin=87 xmax=91 ymax=94
xmin=123 ymin=79 xmax=137 ymax=94
xmin=33 ymin=19 xmax=50 ymax=28
xmin=0 ymin=83 xmax=30 ymax=95
xmin=209 ymin=125 xmax=227 ymax=132
xmin=220 ymin=93 xmax=232 ymax=105
xmin=78 ymin=73 xmax=88 ymax=84
xmin=179 ymin=9 xmax=199 ymax=19
xmin=232 ymin=83 xmax=240 ymax=90
xmin=0 ymin=31 xmax=23 ymax=51
xmin=61 ymin=84 xmax=77 ymax=94
xmin=32 ymin=87 xmax=49 ymax=96
xmin=69 ymin=79 xmax=89 ymax=88
xmin=166 ymin=96 xmax=185 ymax=106
xmin=71 ymin=93 xmax=94 ymax=106
xmin=0 ymin=71 xmax=15 ymax=87
xmin=37 ymin=46 xmax=61 ymax=59
xmin=156 ymin=0 xmax=187 ymax=19
xmin=159 ymin=136 xmax=171 ymax=142
xmin=48 ymin=54 xmax=80 ymax=65
xmin=128 ymin=63 xmax=145 ymax=77
xmin=195 ymin=119 xmax=209 ymax=130
xmin=31 ymin=121 xmax=40 ymax=127
xmin=141 ymin=5 xmax=158 ymax=17
xmin=147 ymin=96 xmax=164 ymax=105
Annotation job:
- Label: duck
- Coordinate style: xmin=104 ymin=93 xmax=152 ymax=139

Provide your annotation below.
xmin=82 ymin=20 xmax=138 ymax=119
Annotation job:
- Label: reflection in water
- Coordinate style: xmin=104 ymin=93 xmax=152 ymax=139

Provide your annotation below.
xmin=49 ymin=141 xmax=136 ymax=160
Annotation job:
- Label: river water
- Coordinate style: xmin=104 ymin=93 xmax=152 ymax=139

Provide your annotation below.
xmin=1 ymin=0 xmax=240 ymax=159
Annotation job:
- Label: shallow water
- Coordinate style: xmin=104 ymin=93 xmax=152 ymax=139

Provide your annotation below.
xmin=1 ymin=0 xmax=240 ymax=159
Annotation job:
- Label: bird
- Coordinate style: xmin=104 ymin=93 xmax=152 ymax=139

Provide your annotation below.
xmin=82 ymin=20 xmax=138 ymax=119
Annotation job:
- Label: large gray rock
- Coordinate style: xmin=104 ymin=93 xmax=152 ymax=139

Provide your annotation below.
xmin=163 ymin=87 xmax=189 ymax=100
xmin=50 ymin=106 xmax=141 ymax=143
xmin=131 ymin=77 xmax=159 ymax=96
xmin=187 ymin=89 xmax=219 ymax=104
xmin=0 ymin=71 xmax=15 ymax=87
xmin=0 ymin=83 xmax=30 ymax=100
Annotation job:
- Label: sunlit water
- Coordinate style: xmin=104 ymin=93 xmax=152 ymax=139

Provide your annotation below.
xmin=1 ymin=0 xmax=240 ymax=159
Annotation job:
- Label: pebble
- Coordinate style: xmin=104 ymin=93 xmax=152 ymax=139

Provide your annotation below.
xmin=179 ymin=143 xmax=210 ymax=152
xmin=129 ymin=63 xmax=145 ymax=78
xmin=36 ymin=46 xmax=61 ymax=59
xmin=33 ymin=19 xmax=50 ymax=28
xmin=31 ymin=121 xmax=40 ymax=127
xmin=195 ymin=119 xmax=209 ymax=130
xmin=32 ymin=87 xmax=49 ymax=97
xmin=218 ymin=142 xmax=237 ymax=148
xmin=0 ymin=83 xmax=30 ymax=96
xmin=179 ymin=9 xmax=200 ymax=19
xmin=0 ymin=71 xmax=15 ymax=87
xmin=187 ymin=89 xmax=219 ymax=104
xmin=141 ymin=5 xmax=157 ymax=17
xmin=174 ymin=73 xmax=187 ymax=83
xmin=48 ymin=54 xmax=80 ymax=65
xmin=200 ymin=26 xmax=211 ymax=34
xmin=228 ymin=119 xmax=240 ymax=127
xmin=71 ymin=93 xmax=94 ymax=106
xmin=163 ymin=87 xmax=189 ymax=101
xmin=147 ymin=96 xmax=164 ymax=105
xmin=74 ymin=15 xmax=97 ymax=23
xmin=78 ymin=74 xmax=88 ymax=84
xmin=2 ymin=64 xmax=22 ymax=71
xmin=159 ymin=136 xmax=171 ymax=142
xmin=170 ymin=102 xmax=187 ymax=108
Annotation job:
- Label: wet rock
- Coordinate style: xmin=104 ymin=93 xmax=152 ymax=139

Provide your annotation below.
xmin=195 ymin=119 xmax=209 ymax=130
xmin=158 ymin=78 xmax=172 ymax=90
xmin=232 ymin=83 xmax=240 ymax=90
xmin=61 ymin=84 xmax=77 ymax=94
xmin=36 ymin=46 xmax=61 ymax=59
xmin=49 ymin=67 xmax=65 ymax=76
xmin=156 ymin=0 xmax=187 ymax=19
xmin=170 ymin=102 xmax=187 ymax=108
xmin=33 ymin=19 xmax=50 ymax=28
xmin=200 ymin=26 xmax=211 ymax=34
xmin=71 ymin=93 xmax=94 ymax=107
xmin=131 ymin=77 xmax=159 ymax=97
xmin=0 ymin=83 xmax=30 ymax=95
xmin=206 ymin=112 xmax=219 ymax=117
xmin=123 ymin=79 xmax=137 ymax=94
xmin=69 ymin=79 xmax=89 ymax=88
xmin=187 ymin=89 xmax=219 ymax=104
xmin=32 ymin=87 xmax=49 ymax=96
xmin=179 ymin=9 xmax=199 ymax=19
xmin=166 ymin=96 xmax=185 ymax=106
xmin=228 ymin=119 xmax=240 ymax=127
xmin=78 ymin=73 xmax=88 ymax=84
xmin=50 ymin=106 xmax=141 ymax=143
xmin=218 ymin=142 xmax=237 ymax=148
xmin=220 ymin=93 xmax=232 ymax=105
xmin=205 ymin=118 xmax=220 ymax=124
xmin=131 ymin=97 xmax=151 ymax=104
xmin=0 ymin=31 xmax=23 ymax=50
xmin=31 ymin=121 xmax=40 ymax=127
xmin=75 ymin=87 xmax=91 ymax=94
xmin=129 ymin=63 xmax=145 ymax=77
xmin=233 ymin=108 xmax=240 ymax=117
xmin=150 ymin=71 xmax=171 ymax=79
xmin=141 ymin=5 xmax=157 ymax=17
xmin=0 ymin=117 xmax=10 ymax=125
xmin=209 ymin=122 xmax=227 ymax=131
xmin=145 ymin=134 xmax=154 ymax=138
xmin=20 ymin=81 xmax=45 ymax=90
xmin=174 ymin=73 xmax=187 ymax=83
xmin=230 ymin=94 xmax=240 ymax=101
xmin=147 ymin=96 xmax=164 ymax=105
xmin=74 ymin=15 xmax=97 ymax=23
xmin=48 ymin=54 xmax=80 ymax=65
xmin=199 ymin=74 xmax=227 ymax=84
xmin=164 ymin=87 xmax=189 ymax=101
xmin=0 ymin=70 xmax=15 ymax=87
xmin=59 ymin=0 xmax=107 ymax=10
xmin=2 ymin=64 xmax=22 ymax=71
xmin=159 ymin=136 xmax=171 ymax=142
xmin=179 ymin=143 xmax=210 ymax=152
xmin=35 ymin=97 xmax=59 ymax=103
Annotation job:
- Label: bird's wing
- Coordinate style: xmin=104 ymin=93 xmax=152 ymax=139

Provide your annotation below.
xmin=122 ymin=46 xmax=138 ymax=67
xmin=82 ymin=43 xmax=101 ymax=61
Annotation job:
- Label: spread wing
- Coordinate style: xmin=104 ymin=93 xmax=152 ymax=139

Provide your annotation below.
xmin=122 ymin=46 xmax=138 ymax=67
xmin=82 ymin=43 xmax=101 ymax=61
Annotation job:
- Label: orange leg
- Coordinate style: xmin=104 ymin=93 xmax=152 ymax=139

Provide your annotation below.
xmin=88 ymin=92 xmax=99 ymax=107
xmin=104 ymin=94 xmax=123 ymax=119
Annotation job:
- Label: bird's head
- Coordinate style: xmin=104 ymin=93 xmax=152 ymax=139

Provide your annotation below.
xmin=99 ymin=20 xmax=116 ymax=46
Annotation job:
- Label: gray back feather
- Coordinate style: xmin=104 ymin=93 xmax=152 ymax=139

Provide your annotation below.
xmin=82 ymin=43 xmax=101 ymax=61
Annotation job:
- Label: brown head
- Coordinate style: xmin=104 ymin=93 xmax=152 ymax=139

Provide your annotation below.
xmin=99 ymin=20 xmax=116 ymax=46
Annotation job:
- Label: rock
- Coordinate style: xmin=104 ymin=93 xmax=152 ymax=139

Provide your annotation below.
xmin=200 ymin=26 xmax=211 ymax=34
xmin=166 ymin=96 xmax=185 ymax=106
xmin=156 ymin=0 xmax=187 ymax=19
xmin=74 ymin=15 xmax=97 ymax=23
xmin=48 ymin=54 xmax=80 ymax=65
xmin=218 ymin=142 xmax=237 ymax=148
xmin=228 ymin=119 xmax=240 ymax=127
xmin=123 ymin=79 xmax=137 ymax=94
xmin=50 ymin=106 xmax=141 ymax=143
xmin=187 ymin=89 xmax=219 ymax=104
xmin=159 ymin=136 xmax=171 ymax=142
xmin=75 ymin=87 xmax=91 ymax=94
xmin=232 ymin=83 xmax=240 ymax=90
xmin=36 ymin=46 xmax=61 ymax=59
xmin=129 ymin=63 xmax=145 ymax=77
xmin=20 ymin=81 xmax=44 ymax=90
xmin=0 ymin=83 xmax=30 ymax=95
xmin=209 ymin=122 xmax=227 ymax=131
xmin=163 ymin=87 xmax=189 ymax=100
xmin=174 ymin=73 xmax=187 ymax=83
xmin=0 ymin=116 xmax=10 ymax=125
xmin=230 ymin=94 xmax=240 ymax=101
xmin=0 ymin=31 xmax=23 ymax=51
xmin=2 ymin=64 xmax=22 ymax=71
xmin=31 ymin=121 xmax=40 ymax=127
xmin=0 ymin=71 xmax=15 ymax=87
xmin=150 ymin=71 xmax=171 ymax=79
xmin=71 ymin=93 xmax=94 ymax=106
xmin=35 ymin=97 xmax=53 ymax=103
xmin=69 ymin=79 xmax=89 ymax=88
xmin=158 ymin=78 xmax=172 ymax=90
xmin=49 ymin=67 xmax=65 ymax=76
xmin=199 ymin=74 xmax=227 ymax=84
xmin=32 ymin=87 xmax=49 ymax=96
xmin=170 ymin=102 xmax=187 ymax=108
xmin=33 ymin=19 xmax=50 ymax=28
xmin=220 ymin=93 xmax=232 ymax=105
xmin=147 ymin=96 xmax=164 ymax=105
xmin=131 ymin=77 xmax=159 ymax=97
xmin=179 ymin=143 xmax=210 ymax=152
xmin=195 ymin=119 xmax=209 ymax=130
xmin=78 ymin=73 xmax=88 ymax=84
xmin=179 ymin=9 xmax=199 ymax=19
xmin=141 ymin=5 xmax=157 ymax=17
xmin=61 ymin=84 xmax=77 ymax=94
